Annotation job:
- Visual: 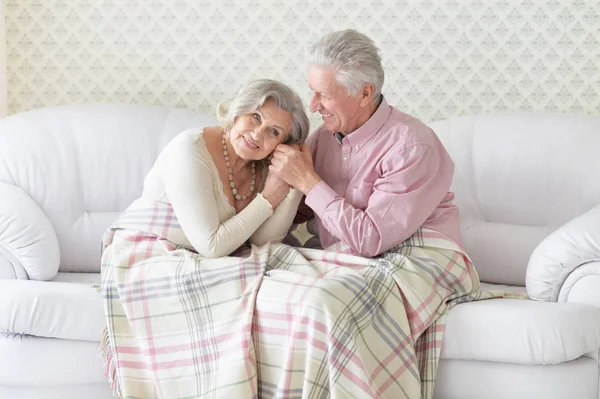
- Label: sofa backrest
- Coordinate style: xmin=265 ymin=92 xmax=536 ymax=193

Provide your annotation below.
xmin=3 ymin=106 xmax=598 ymax=282
xmin=430 ymin=114 xmax=600 ymax=286
xmin=0 ymin=103 xmax=217 ymax=273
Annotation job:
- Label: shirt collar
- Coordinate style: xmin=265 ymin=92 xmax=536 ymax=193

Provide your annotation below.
xmin=331 ymin=96 xmax=391 ymax=150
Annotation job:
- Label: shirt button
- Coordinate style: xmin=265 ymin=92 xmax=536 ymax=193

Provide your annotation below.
xmin=355 ymin=145 xmax=360 ymax=150
xmin=343 ymin=156 xmax=348 ymax=161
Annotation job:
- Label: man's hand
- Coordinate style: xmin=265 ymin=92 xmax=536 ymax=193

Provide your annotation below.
xmin=270 ymin=144 xmax=322 ymax=195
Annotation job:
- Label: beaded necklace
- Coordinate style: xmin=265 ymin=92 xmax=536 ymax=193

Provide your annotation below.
xmin=222 ymin=131 xmax=256 ymax=201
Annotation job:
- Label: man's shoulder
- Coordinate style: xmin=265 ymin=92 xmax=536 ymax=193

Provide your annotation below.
xmin=383 ymin=107 xmax=437 ymax=147
xmin=306 ymin=125 xmax=331 ymax=150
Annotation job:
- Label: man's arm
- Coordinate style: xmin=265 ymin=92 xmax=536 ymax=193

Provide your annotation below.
xmin=304 ymin=144 xmax=453 ymax=257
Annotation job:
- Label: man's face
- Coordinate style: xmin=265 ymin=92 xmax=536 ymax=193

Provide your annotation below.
xmin=308 ymin=66 xmax=364 ymax=135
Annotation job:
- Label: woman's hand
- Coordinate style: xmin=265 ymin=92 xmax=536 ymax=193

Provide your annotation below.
xmin=261 ymin=169 xmax=291 ymax=208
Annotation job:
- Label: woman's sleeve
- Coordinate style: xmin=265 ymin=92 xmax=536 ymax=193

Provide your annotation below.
xmin=249 ymin=188 xmax=304 ymax=246
xmin=157 ymin=136 xmax=274 ymax=258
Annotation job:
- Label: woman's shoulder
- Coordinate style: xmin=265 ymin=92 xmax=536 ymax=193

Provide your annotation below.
xmin=164 ymin=127 xmax=216 ymax=153
xmin=157 ymin=127 xmax=214 ymax=166
xmin=168 ymin=127 xmax=205 ymax=146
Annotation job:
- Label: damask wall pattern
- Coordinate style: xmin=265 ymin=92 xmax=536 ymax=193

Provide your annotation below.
xmin=5 ymin=0 xmax=600 ymax=124
xmin=0 ymin=2 xmax=6 ymax=117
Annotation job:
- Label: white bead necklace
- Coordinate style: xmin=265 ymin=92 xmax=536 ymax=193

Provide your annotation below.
xmin=222 ymin=131 xmax=256 ymax=201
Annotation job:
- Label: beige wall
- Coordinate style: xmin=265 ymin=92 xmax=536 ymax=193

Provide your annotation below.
xmin=4 ymin=0 xmax=600 ymax=124
xmin=0 ymin=0 xmax=6 ymax=117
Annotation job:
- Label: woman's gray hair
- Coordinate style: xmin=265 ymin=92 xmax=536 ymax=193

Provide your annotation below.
xmin=307 ymin=29 xmax=384 ymax=102
xmin=216 ymin=79 xmax=310 ymax=145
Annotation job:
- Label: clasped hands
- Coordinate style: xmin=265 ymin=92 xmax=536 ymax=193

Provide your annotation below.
xmin=268 ymin=144 xmax=321 ymax=196
xmin=261 ymin=144 xmax=320 ymax=208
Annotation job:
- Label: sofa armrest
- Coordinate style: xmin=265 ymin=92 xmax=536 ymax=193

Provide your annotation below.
xmin=526 ymin=204 xmax=600 ymax=302
xmin=0 ymin=182 xmax=60 ymax=280
xmin=557 ymin=261 xmax=600 ymax=306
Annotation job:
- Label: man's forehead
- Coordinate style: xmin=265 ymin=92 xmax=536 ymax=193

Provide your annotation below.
xmin=308 ymin=84 xmax=336 ymax=93
xmin=308 ymin=69 xmax=339 ymax=93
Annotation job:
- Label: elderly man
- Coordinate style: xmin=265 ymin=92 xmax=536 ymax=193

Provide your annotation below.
xmin=267 ymin=30 xmax=481 ymax=398
xmin=271 ymin=29 xmax=462 ymax=257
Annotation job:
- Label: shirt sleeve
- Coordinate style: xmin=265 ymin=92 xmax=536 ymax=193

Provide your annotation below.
xmin=250 ymin=188 xmax=304 ymax=245
xmin=305 ymin=144 xmax=452 ymax=257
xmin=157 ymin=136 xmax=274 ymax=258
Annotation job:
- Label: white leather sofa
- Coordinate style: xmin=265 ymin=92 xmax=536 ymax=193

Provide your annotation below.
xmin=0 ymin=104 xmax=599 ymax=399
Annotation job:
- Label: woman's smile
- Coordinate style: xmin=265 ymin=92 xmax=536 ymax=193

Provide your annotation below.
xmin=242 ymin=135 xmax=259 ymax=149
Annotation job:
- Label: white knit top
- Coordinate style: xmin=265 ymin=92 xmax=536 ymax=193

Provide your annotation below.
xmin=141 ymin=128 xmax=302 ymax=258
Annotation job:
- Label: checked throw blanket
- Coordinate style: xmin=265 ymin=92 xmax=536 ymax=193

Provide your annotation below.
xmin=100 ymin=198 xmax=485 ymax=399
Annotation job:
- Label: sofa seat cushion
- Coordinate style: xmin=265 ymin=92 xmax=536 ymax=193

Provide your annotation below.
xmin=435 ymin=357 xmax=599 ymax=399
xmin=3 ymin=273 xmax=600 ymax=366
xmin=0 ymin=332 xmax=107 ymax=386
xmin=0 ymin=273 xmax=104 ymax=341
xmin=441 ymin=297 xmax=600 ymax=365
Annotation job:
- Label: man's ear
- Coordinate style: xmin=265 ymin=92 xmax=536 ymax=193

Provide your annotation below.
xmin=359 ymin=84 xmax=375 ymax=107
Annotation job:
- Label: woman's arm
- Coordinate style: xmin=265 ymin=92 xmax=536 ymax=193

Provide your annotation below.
xmin=158 ymin=135 xmax=274 ymax=258
xmin=250 ymin=188 xmax=304 ymax=246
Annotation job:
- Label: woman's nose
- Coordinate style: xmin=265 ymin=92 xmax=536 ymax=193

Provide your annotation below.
xmin=250 ymin=127 xmax=262 ymax=140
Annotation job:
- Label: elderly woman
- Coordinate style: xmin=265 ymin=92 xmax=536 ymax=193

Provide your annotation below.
xmin=109 ymin=79 xmax=310 ymax=258
xmin=100 ymin=80 xmax=310 ymax=397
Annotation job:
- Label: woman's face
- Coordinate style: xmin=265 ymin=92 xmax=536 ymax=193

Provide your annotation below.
xmin=229 ymin=99 xmax=292 ymax=161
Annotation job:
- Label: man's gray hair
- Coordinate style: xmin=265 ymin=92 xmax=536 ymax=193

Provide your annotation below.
xmin=307 ymin=29 xmax=384 ymax=102
xmin=216 ymin=79 xmax=310 ymax=145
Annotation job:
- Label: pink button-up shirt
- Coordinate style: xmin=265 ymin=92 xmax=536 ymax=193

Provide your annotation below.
xmin=303 ymin=97 xmax=462 ymax=257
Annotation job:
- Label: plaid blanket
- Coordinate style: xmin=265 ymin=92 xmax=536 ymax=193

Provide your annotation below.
xmin=100 ymin=198 xmax=486 ymax=399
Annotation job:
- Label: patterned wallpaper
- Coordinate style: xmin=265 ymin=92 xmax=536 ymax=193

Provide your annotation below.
xmin=0 ymin=3 xmax=6 ymax=116
xmin=5 ymin=0 xmax=600 ymax=124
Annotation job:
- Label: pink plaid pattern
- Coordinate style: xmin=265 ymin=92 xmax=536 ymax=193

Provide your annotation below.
xmin=100 ymin=199 xmax=489 ymax=399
